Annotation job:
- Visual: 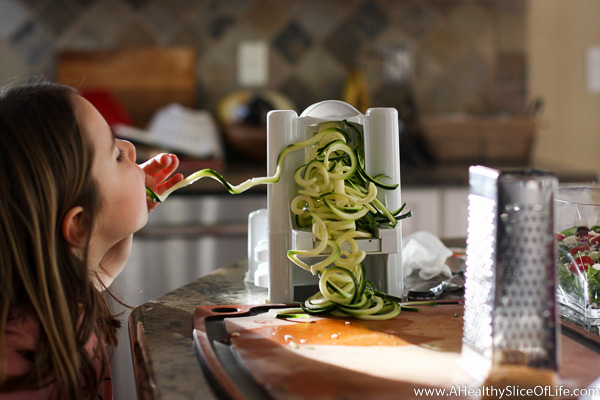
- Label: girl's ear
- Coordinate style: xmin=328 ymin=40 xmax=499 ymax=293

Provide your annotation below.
xmin=62 ymin=206 xmax=87 ymax=248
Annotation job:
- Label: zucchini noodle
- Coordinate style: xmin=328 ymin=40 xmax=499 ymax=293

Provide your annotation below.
xmin=145 ymin=118 xmax=413 ymax=320
xmin=286 ymin=120 xmax=411 ymax=320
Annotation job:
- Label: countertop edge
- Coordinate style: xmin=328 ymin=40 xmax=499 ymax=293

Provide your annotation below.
xmin=128 ymin=260 xmax=267 ymax=400
xmin=129 ymin=309 xmax=161 ymax=400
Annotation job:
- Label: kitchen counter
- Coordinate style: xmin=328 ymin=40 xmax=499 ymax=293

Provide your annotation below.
xmin=129 ymin=258 xmax=267 ymax=400
xmin=128 ymin=249 xmax=600 ymax=400
xmin=130 ymin=234 xmax=600 ymax=400
xmin=134 ymin=256 xmax=466 ymax=399
xmin=130 ymin=254 xmax=464 ymax=399
xmin=127 ymin=162 xmax=599 ymax=399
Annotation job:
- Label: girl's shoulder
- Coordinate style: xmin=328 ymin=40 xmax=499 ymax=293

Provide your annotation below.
xmin=2 ymin=313 xmax=55 ymax=399
xmin=4 ymin=312 xmax=41 ymax=376
xmin=2 ymin=312 xmax=113 ymax=400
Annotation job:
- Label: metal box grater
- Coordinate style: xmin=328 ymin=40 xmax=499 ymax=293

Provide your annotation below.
xmin=460 ymin=166 xmax=559 ymax=381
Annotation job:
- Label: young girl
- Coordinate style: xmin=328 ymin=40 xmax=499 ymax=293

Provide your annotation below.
xmin=0 ymin=81 xmax=183 ymax=399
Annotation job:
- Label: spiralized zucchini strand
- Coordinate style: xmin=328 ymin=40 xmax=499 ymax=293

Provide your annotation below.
xmin=145 ymin=117 xmax=413 ymax=320
xmin=285 ymin=120 xmax=411 ymax=320
xmin=146 ymin=128 xmax=339 ymax=203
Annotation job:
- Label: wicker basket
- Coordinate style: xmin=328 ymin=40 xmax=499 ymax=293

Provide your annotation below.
xmin=420 ymin=115 xmax=536 ymax=164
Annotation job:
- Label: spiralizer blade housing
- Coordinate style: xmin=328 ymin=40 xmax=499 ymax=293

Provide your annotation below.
xmin=266 ymin=100 xmax=403 ymax=303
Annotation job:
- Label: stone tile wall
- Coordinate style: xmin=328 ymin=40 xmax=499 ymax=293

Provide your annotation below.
xmin=0 ymin=0 xmax=527 ymax=116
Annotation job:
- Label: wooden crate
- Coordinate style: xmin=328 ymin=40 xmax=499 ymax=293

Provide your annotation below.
xmin=420 ymin=115 xmax=536 ymax=164
xmin=56 ymin=47 xmax=197 ymax=128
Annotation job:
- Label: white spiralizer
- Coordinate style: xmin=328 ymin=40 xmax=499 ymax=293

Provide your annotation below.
xmin=266 ymin=100 xmax=403 ymax=304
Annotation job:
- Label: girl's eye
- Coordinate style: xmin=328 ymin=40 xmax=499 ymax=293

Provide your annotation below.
xmin=117 ymin=149 xmax=125 ymax=162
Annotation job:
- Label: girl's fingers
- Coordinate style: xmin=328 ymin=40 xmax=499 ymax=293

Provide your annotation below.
xmin=143 ymin=154 xmax=182 ymax=212
xmin=142 ymin=154 xmax=181 ymax=189
xmin=159 ymin=154 xmax=180 ymax=177
xmin=147 ymin=173 xmax=183 ymax=212
xmin=142 ymin=153 xmax=177 ymax=176
xmin=140 ymin=153 xmax=168 ymax=174
xmin=157 ymin=173 xmax=184 ymax=192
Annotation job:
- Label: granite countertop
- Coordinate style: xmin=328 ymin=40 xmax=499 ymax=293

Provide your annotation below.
xmin=129 ymin=259 xmax=265 ymax=400
xmin=127 ymin=254 xmax=600 ymax=400
xmin=127 ymin=239 xmax=467 ymax=400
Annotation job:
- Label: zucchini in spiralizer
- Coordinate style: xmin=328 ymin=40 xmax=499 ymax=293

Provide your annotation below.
xmin=146 ymin=119 xmax=412 ymax=320
xmin=286 ymin=121 xmax=410 ymax=320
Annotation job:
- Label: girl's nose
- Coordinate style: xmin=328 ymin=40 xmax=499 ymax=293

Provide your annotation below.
xmin=120 ymin=139 xmax=137 ymax=162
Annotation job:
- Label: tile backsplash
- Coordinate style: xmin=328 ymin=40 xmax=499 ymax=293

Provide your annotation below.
xmin=0 ymin=0 xmax=527 ymax=118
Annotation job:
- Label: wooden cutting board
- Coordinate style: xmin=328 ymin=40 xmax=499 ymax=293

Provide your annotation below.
xmin=193 ymin=303 xmax=600 ymax=400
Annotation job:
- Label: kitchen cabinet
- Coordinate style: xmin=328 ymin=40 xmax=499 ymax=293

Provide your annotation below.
xmin=401 ymin=186 xmax=469 ymax=239
xmin=441 ymin=187 xmax=470 ymax=238
xmin=400 ymin=188 xmax=442 ymax=237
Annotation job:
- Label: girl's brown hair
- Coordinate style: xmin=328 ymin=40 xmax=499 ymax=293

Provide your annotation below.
xmin=0 ymin=80 xmax=119 ymax=398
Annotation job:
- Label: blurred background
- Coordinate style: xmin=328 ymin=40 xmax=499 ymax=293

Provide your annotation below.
xmin=2 ymin=0 xmax=527 ymax=114
xmin=1 ymin=0 xmax=598 ymax=170
xmin=1 ymin=0 xmax=599 ymax=398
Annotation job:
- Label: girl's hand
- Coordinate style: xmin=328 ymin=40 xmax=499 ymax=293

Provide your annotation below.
xmin=140 ymin=153 xmax=184 ymax=211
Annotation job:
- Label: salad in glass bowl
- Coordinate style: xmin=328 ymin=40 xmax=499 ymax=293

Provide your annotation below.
xmin=555 ymin=184 xmax=600 ymax=325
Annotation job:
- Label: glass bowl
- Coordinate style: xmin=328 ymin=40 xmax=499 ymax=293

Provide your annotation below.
xmin=555 ymin=183 xmax=600 ymax=325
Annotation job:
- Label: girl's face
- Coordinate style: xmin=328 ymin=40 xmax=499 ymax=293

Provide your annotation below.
xmin=73 ymin=95 xmax=148 ymax=253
